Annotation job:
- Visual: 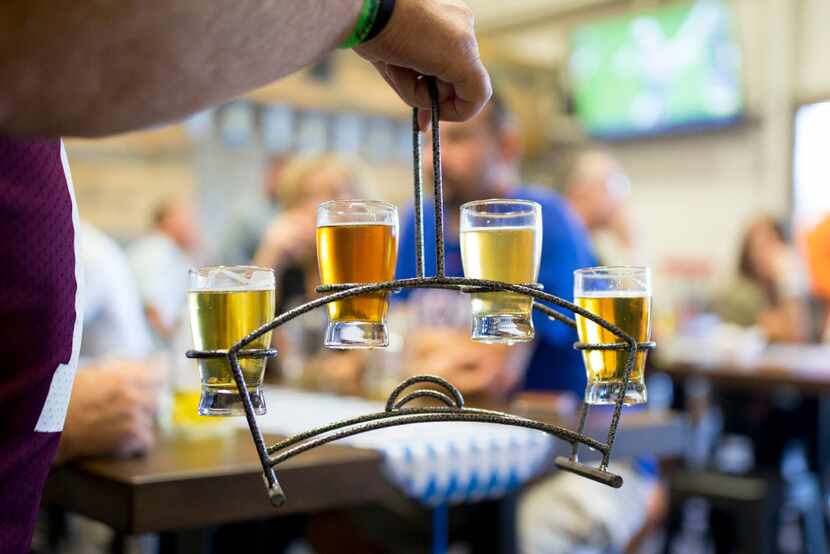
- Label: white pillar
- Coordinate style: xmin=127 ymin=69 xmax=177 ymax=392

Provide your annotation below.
xmin=759 ymin=0 xmax=799 ymax=214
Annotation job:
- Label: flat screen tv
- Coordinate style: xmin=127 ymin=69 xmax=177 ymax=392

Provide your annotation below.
xmin=569 ymin=0 xmax=744 ymax=139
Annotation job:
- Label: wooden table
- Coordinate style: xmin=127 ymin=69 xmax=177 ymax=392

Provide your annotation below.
xmin=657 ymin=347 xmax=830 ymax=476
xmin=577 ymin=408 xmax=688 ymax=460
xmin=42 ymin=408 xmax=687 ymax=536
xmin=658 ymin=350 xmax=830 ymax=554
xmin=659 ymin=360 xmax=830 ymax=394
xmin=43 ymin=431 xmax=395 ymax=535
xmin=657 ymin=344 xmax=830 ymax=393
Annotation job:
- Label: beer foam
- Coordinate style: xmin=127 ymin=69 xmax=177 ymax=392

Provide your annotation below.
xmin=318 ymin=221 xmax=395 ymax=227
xmin=461 ymin=226 xmax=537 ymax=232
xmin=215 ymin=268 xmax=248 ymax=285
xmin=575 ymin=290 xmax=650 ymax=298
xmin=188 ymin=286 xmax=274 ymax=293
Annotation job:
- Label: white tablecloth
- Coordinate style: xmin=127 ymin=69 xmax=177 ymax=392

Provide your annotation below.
xmin=241 ymin=387 xmax=555 ymax=506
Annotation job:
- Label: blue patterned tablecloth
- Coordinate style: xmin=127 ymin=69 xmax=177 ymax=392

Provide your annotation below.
xmin=241 ymin=387 xmax=555 ymax=506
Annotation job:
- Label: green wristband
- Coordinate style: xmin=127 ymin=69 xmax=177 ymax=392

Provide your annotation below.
xmin=339 ymin=0 xmax=380 ymax=49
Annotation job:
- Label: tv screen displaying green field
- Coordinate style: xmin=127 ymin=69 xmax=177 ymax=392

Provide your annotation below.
xmin=569 ymin=0 xmax=743 ymax=139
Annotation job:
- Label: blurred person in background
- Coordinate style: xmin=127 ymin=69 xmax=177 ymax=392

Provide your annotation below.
xmin=61 ymin=222 xmax=163 ymax=461
xmin=708 ymin=215 xmax=817 ymax=493
xmin=220 ymin=154 xmax=291 ymax=266
xmin=803 ymin=213 xmax=830 ymax=338
xmin=805 ymin=214 xmax=830 ymax=300
xmin=397 ymin=92 xmax=596 ymax=401
xmin=127 ymin=195 xmax=201 ymax=346
xmin=253 ymin=156 xmax=359 ymax=286
xmin=78 ymin=223 xmax=154 ymax=364
xmin=524 ymin=149 xmax=667 ymax=554
xmin=393 ymin=93 xmax=661 ymax=553
xmin=253 ymin=155 xmax=369 ymax=393
xmin=65 ymin=223 xmax=160 ymax=462
xmin=715 ymin=215 xmax=811 ymax=343
xmin=560 ymin=146 xmax=643 ymax=266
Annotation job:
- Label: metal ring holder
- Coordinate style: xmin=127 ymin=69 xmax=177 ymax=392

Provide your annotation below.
xmin=187 ymin=78 xmax=656 ymax=508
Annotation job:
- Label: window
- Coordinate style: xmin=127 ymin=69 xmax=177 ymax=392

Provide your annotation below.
xmin=793 ymin=101 xmax=830 ymax=230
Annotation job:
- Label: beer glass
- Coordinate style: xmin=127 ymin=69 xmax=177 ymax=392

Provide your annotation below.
xmin=317 ymin=200 xmax=398 ymax=348
xmin=574 ymin=266 xmax=652 ymax=405
xmin=188 ymin=266 xmax=276 ymax=416
xmin=460 ymin=199 xmax=542 ymax=344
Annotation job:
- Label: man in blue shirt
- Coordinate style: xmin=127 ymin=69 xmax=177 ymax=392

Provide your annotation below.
xmin=396 ymin=95 xmax=663 ymax=552
xmin=396 ymin=92 xmax=597 ymax=399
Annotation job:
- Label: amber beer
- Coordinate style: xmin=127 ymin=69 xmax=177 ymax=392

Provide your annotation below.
xmin=460 ymin=199 xmax=542 ymax=344
xmin=576 ymin=294 xmax=651 ymax=379
xmin=316 ymin=201 xmax=398 ymax=348
xmin=188 ymin=266 xmax=275 ymax=415
xmin=460 ymin=226 xmax=540 ymax=335
xmin=574 ymin=267 xmax=652 ymax=405
xmin=317 ymin=223 xmax=397 ymax=322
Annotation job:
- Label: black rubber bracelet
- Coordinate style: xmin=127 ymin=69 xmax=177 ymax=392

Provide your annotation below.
xmin=363 ymin=0 xmax=396 ymax=42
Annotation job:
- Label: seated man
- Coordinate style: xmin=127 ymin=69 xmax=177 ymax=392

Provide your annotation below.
xmin=395 ymin=94 xmax=660 ymax=552
xmin=127 ymin=195 xmax=200 ymax=345
xmin=396 ymin=92 xmax=596 ymax=400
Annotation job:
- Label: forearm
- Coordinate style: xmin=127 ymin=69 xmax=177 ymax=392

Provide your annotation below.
xmin=780 ymin=299 xmax=810 ymax=343
xmin=759 ymin=301 xmax=809 ymax=343
xmin=0 ymin=0 xmax=361 ymax=137
xmin=252 ymin=241 xmax=278 ymax=270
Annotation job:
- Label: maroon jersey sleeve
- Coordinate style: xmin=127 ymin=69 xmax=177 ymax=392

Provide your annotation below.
xmin=0 ymin=137 xmax=82 ymax=553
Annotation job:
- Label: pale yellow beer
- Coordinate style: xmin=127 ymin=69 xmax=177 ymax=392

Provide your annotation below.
xmin=316 ymin=222 xmax=397 ymax=323
xmin=575 ymin=294 xmax=652 ymax=386
xmin=460 ymin=199 xmax=542 ymax=344
xmin=188 ymin=288 xmax=275 ymax=392
xmin=460 ymin=226 xmax=540 ymax=324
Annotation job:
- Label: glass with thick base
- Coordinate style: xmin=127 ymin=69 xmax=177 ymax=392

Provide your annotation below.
xmin=317 ymin=200 xmax=399 ymax=349
xmin=460 ymin=199 xmax=542 ymax=344
xmin=188 ymin=266 xmax=276 ymax=416
xmin=574 ymin=266 xmax=652 ymax=405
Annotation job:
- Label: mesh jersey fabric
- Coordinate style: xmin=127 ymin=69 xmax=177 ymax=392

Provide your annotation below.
xmin=0 ymin=137 xmax=81 ymax=553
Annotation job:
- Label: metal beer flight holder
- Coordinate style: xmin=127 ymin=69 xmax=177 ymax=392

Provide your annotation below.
xmin=187 ymin=78 xmax=656 ymax=508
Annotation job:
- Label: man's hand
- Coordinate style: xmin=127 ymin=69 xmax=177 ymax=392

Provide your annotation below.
xmin=356 ymin=0 xmax=492 ymax=130
xmin=0 ymin=1 xmax=491 ymax=136
xmin=56 ymin=361 xmax=164 ymax=463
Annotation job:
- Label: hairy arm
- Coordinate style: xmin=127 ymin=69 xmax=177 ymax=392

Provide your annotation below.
xmin=0 ymin=0 xmax=490 ymax=137
xmin=0 ymin=0 xmax=361 ymax=136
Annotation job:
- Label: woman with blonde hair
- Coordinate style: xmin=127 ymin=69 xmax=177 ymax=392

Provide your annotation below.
xmin=716 ymin=214 xmax=811 ymax=342
xmin=253 ymin=155 xmax=363 ymax=277
xmin=253 ymin=155 xmax=369 ymax=393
